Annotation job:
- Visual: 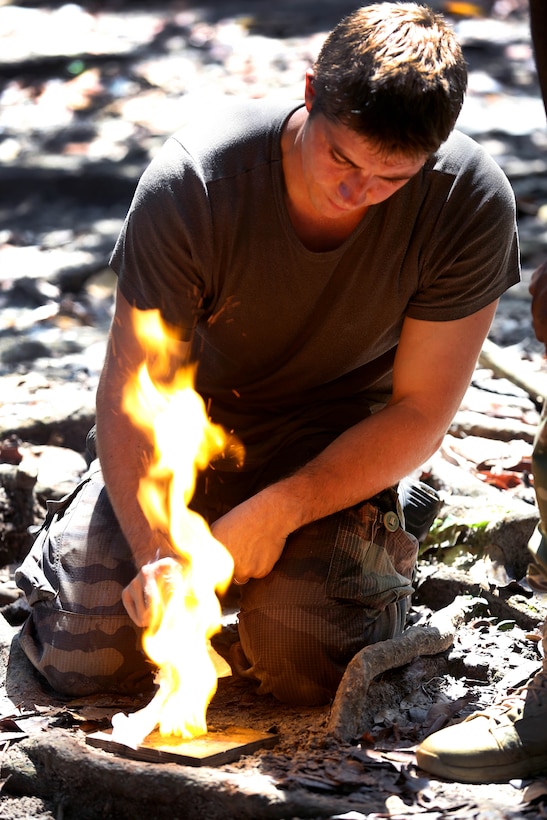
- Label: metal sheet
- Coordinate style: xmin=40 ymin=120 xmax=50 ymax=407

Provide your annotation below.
xmin=86 ymin=725 xmax=277 ymax=767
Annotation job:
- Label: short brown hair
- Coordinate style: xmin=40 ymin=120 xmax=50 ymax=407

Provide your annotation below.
xmin=311 ymin=2 xmax=467 ymax=156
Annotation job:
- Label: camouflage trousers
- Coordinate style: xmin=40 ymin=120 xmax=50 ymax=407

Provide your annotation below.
xmin=16 ymin=459 xmax=418 ymax=706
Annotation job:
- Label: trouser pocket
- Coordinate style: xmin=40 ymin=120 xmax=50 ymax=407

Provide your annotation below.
xmin=325 ymin=501 xmax=418 ymax=612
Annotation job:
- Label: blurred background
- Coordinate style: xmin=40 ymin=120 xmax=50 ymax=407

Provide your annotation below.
xmin=0 ymin=0 xmax=546 ymax=451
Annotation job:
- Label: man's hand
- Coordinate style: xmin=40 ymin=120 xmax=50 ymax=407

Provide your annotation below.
xmin=122 ymin=556 xmax=186 ymax=627
xmin=210 ymin=489 xmax=294 ymax=583
xmin=530 ymin=261 xmax=547 ymax=351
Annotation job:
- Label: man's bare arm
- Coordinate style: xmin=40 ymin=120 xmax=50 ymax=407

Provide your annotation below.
xmin=212 ymin=301 xmax=498 ymax=581
xmin=95 ymin=285 xmax=191 ymax=570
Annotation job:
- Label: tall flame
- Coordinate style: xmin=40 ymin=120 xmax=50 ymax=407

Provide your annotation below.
xmin=111 ymin=308 xmax=237 ymax=748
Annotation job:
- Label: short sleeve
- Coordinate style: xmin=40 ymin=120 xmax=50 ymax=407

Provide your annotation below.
xmin=110 ymin=137 xmax=214 ymax=336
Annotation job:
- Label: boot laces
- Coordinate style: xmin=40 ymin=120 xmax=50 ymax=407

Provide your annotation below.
xmin=471 ymin=669 xmax=547 ymax=724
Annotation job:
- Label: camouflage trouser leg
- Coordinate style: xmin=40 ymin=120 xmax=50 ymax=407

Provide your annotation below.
xmin=192 ymin=464 xmax=419 ymax=707
xmin=528 ymin=401 xmax=547 ymax=593
xmin=236 ymin=500 xmax=418 ymax=706
xmin=16 ymin=454 xmax=417 ymax=704
xmin=15 ymin=460 xmax=153 ymax=696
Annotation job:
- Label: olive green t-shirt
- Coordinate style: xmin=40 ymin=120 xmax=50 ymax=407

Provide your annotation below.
xmin=111 ymin=98 xmax=520 ymax=470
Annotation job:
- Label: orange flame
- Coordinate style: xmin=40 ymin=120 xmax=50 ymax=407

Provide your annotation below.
xmin=111 ymin=309 xmax=237 ymax=748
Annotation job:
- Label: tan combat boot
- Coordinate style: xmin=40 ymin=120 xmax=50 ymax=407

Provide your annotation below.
xmin=416 ymin=623 xmax=547 ymax=783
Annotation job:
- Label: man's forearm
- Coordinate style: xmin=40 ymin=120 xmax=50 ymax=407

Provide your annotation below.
xmin=95 ymin=346 xmax=176 ymax=569
xmin=270 ymin=308 xmax=496 ymax=533
xmin=256 ymin=398 xmax=447 ymax=535
xmin=95 ymin=288 xmax=194 ymax=569
xmin=210 ymin=398 xmax=446 ymax=582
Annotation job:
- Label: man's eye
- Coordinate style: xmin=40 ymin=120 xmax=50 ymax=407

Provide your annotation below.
xmin=331 ymin=151 xmax=348 ymax=165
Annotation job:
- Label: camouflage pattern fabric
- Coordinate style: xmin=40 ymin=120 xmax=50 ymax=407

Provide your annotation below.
xmin=237 ymin=500 xmax=417 ymax=705
xmin=16 ymin=459 xmax=418 ymax=704
xmin=16 ymin=461 xmax=154 ymax=696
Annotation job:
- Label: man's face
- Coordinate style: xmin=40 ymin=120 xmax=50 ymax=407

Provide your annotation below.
xmin=300 ymin=109 xmax=428 ymax=219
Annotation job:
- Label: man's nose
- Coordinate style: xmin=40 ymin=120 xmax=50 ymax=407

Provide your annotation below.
xmin=338 ymin=172 xmax=370 ymax=206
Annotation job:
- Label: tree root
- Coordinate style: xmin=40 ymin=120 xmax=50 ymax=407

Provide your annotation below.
xmin=327 ymin=595 xmax=476 ymax=741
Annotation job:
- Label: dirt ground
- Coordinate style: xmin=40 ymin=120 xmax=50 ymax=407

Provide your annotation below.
xmin=1 ymin=577 xmax=546 ymax=819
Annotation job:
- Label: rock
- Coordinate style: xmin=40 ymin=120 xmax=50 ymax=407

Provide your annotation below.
xmin=0 ymin=463 xmax=40 ymax=567
xmin=20 ymin=445 xmax=88 ymax=502
xmin=2 ymin=372 xmax=98 ymax=453
xmin=414 ymin=562 xmax=547 ymax=630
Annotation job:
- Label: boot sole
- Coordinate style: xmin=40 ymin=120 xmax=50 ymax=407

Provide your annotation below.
xmin=416 ymin=746 xmax=547 ymax=784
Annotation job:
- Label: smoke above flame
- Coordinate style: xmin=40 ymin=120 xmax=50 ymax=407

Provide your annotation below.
xmin=111 ymin=308 xmax=237 ymax=748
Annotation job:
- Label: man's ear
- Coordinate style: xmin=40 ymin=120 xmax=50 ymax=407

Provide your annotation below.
xmin=304 ymin=68 xmax=315 ymax=112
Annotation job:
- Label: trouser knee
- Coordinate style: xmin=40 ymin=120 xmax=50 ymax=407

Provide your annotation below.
xmin=237 ymin=597 xmax=409 ymax=707
xmin=236 ymin=503 xmax=416 ymax=706
xmin=238 ymin=606 xmax=347 ymax=706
